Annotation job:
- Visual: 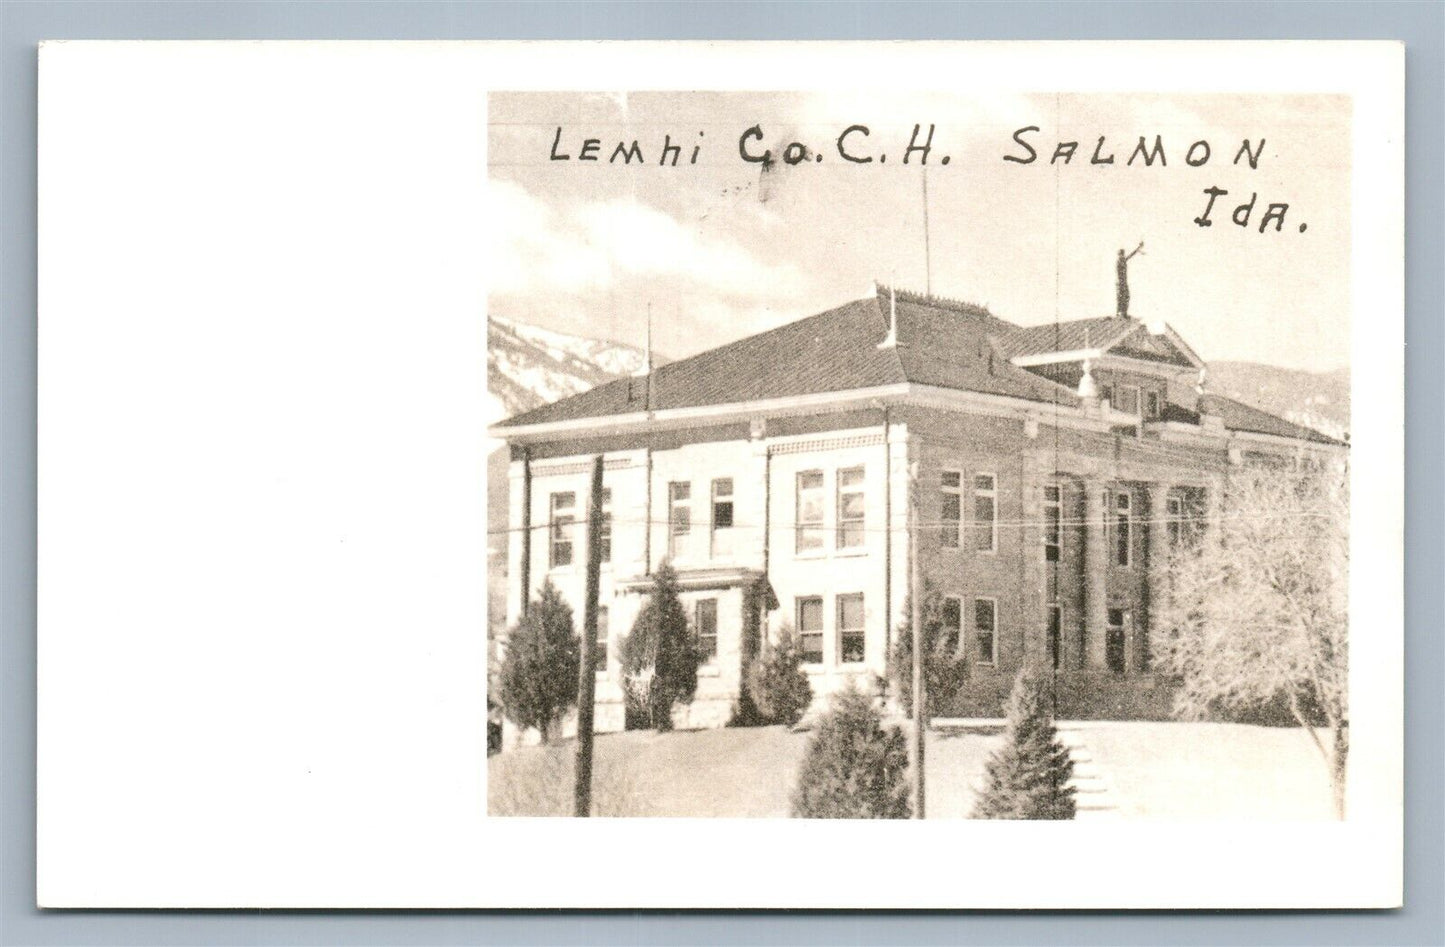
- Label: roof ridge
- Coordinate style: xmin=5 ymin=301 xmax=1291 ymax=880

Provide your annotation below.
xmin=875 ymin=283 xmax=1002 ymax=319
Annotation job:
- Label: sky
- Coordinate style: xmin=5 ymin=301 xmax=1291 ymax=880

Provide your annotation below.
xmin=487 ymin=91 xmax=1351 ymax=373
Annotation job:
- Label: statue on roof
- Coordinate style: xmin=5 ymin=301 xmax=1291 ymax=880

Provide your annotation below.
xmin=1116 ymin=241 xmax=1145 ymax=318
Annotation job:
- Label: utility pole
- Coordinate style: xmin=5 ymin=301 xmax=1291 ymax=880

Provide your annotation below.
xmin=574 ymin=454 xmax=604 ymax=817
xmin=908 ymin=460 xmax=926 ymax=819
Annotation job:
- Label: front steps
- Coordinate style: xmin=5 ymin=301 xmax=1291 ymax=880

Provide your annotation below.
xmin=1055 ymin=724 xmax=1123 ymax=820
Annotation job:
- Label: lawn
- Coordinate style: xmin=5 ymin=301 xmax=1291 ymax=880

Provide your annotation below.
xmin=1075 ymin=721 xmax=1335 ymax=820
xmin=490 ymin=725 xmax=997 ymax=818
xmin=487 ymin=721 xmax=1335 ymax=819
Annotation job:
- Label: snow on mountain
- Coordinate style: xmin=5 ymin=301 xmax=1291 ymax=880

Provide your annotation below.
xmin=487 ymin=315 xmax=650 ymax=425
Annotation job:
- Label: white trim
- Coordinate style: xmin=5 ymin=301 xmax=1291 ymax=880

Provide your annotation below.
xmin=1227 ymin=429 xmax=1347 ymax=451
xmin=1154 ymin=323 xmax=1207 ymax=370
xmin=1009 ymin=346 xmax=1103 ymax=367
xmin=492 ymin=381 xmax=1104 ymax=441
xmin=490 ymin=383 xmax=912 ymax=439
xmin=613 ymin=566 xmax=762 ymax=594
xmin=1094 ymin=353 xmax=1198 ymax=382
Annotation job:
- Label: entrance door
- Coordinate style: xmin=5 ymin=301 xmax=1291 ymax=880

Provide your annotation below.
xmin=1106 ymin=608 xmax=1127 ymax=673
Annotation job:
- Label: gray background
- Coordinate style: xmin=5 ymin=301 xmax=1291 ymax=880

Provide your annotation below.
xmin=2 ymin=2 xmax=1439 ymax=944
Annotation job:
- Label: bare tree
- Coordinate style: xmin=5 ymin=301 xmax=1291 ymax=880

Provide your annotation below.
xmin=1153 ymin=457 xmax=1349 ymax=817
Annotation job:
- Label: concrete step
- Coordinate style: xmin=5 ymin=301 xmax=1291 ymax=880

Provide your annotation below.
xmin=1074 ymin=807 xmax=1124 ymax=820
xmin=1069 ymin=779 xmax=1111 ymax=795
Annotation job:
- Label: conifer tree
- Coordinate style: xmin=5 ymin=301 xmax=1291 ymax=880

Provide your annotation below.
xmin=972 ymin=670 xmax=1076 ymax=820
xmin=791 ymin=687 xmax=911 ymax=819
xmin=498 ymin=580 xmax=579 ymax=744
xmin=745 ymin=624 xmax=814 ymax=726
xmin=619 ymin=562 xmax=700 ymax=731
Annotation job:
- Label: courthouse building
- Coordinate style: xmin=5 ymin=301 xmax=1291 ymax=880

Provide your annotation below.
xmin=489 ymin=282 xmax=1343 ymax=733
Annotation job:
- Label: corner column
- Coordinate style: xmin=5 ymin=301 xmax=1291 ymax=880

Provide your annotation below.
xmin=1082 ymin=480 xmax=1108 ymax=668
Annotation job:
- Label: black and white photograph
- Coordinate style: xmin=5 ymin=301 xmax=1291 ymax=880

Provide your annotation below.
xmin=487 ymin=90 xmax=1358 ymax=822
xmin=33 ymin=40 xmax=1405 ymax=910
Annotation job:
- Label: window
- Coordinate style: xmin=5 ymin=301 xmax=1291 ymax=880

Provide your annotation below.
xmin=696 ymin=598 xmax=718 ymax=663
xmin=1047 ymin=605 xmax=1062 ymax=670
xmin=710 ymin=478 xmax=733 ymax=557
xmin=1100 ymin=384 xmax=1115 ymax=409
xmin=837 ymin=593 xmax=866 ymax=663
xmin=797 ymin=597 xmax=824 ymax=665
xmin=940 ymin=470 xmax=962 ymax=548
xmin=974 ymin=473 xmax=997 ymax=553
xmin=796 ymin=471 xmax=825 ymax=554
xmin=595 ymin=606 xmax=609 ymax=672
xmin=941 ymin=596 xmax=962 ymax=654
xmin=1145 ymin=390 xmax=1161 ymax=419
xmin=837 ymin=467 xmax=865 ymax=549
xmin=668 ymin=481 xmax=691 ymax=558
xmin=548 ymin=492 xmax=575 ymax=568
xmin=1115 ymin=490 xmax=1132 ymax=567
xmin=711 ymin=478 xmax=733 ymax=529
xmin=974 ymin=598 xmax=997 ymax=665
xmin=1106 ymin=608 xmax=1127 ymax=673
xmin=1166 ymin=495 xmax=1183 ymax=548
xmin=599 ymin=488 xmax=612 ymax=563
xmin=1118 ymin=385 xmax=1141 ymax=415
xmin=1043 ymin=483 xmax=1061 ymax=562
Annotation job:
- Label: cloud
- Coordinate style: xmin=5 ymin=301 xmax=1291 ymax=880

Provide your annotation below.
xmin=487 ymin=180 xmax=805 ymax=302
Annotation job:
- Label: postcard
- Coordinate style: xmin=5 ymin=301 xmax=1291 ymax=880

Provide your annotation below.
xmin=38 ymin=41 xmax=1402 ymax=908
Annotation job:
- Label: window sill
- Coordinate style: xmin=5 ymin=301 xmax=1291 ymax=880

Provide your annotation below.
xmin=698 ymin=665 xmax=721 ymax=678
xmin=802 ymin=664 xmax=826 ymax=675
xmin=793 ymin=551 xmax=829 ymax=561
xmin=833 ymin=548 xmax=869 ymax=558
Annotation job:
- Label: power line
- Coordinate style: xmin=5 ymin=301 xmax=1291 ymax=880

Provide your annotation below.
xmin=485 ymin=508 xmax=1336 ymax=537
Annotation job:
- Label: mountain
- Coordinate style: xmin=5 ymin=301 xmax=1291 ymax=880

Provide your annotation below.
xmin=1206 ymin=361 xmax=1350 ymax=442
xmin=487 ymin=314 xmax=653 ymax=426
